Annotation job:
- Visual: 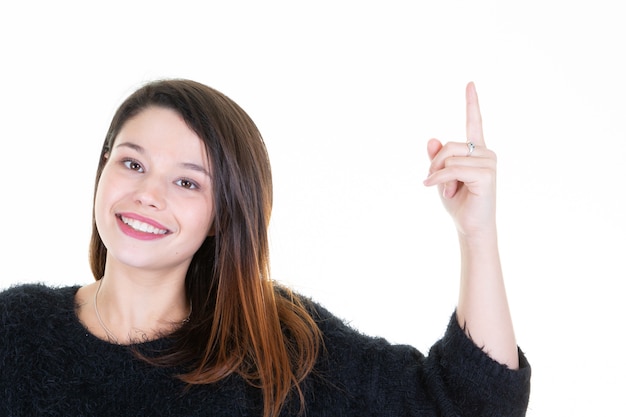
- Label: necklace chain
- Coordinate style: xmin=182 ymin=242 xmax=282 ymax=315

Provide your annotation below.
xmin=93 ymin=278 xmax=120 ymax=344
xmin=93 ymin=278 xmax=192 ymax=345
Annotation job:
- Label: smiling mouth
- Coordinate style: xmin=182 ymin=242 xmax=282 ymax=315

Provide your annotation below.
xmin=119 ymin=215 xmax=169 ymax=235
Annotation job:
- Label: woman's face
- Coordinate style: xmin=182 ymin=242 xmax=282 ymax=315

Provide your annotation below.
xmin=95 ymin=106 xmax=214 ymax=276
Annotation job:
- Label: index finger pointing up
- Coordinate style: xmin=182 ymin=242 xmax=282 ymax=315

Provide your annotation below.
xmin=466 ymin=81 xmax=485 ymax=147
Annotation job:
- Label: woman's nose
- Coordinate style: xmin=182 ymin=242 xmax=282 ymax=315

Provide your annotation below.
xmin=134 ymin=176 xmax=167 ymax=209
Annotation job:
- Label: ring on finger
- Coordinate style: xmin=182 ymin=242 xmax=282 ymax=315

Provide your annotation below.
xmin=466 ymin=141 xmax=476 ymax=156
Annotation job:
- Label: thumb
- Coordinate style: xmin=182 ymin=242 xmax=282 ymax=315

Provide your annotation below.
xmin=427 ymin=138 xmax=442 ymax=161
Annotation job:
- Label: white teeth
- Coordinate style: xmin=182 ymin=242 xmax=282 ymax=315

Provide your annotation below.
xmin=120 ymin=216 xmax=168 ymax=235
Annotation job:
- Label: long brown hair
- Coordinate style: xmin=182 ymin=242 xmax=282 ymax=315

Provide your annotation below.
xmin=89 ymin=79 xmax=322 ymax=417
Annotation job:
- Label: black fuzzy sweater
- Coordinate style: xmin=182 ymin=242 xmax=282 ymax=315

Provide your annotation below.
xmin=0 ymin=284 xmax=530 ymax=416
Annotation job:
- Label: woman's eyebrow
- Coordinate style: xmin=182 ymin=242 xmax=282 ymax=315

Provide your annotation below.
xmin=181 ymin=162 xmax=211 ymax=178
xmin=116 ymin=141 xmax=144 ymax=153
xmin=116 ymin=141 xmax=210 ymax=177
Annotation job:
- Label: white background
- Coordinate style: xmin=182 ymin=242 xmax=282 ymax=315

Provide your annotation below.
xmin=1 ymin=1 xmax=624 ymax=415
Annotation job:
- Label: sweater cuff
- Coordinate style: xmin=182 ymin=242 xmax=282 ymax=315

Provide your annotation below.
xmin=425 ymin=312 xmax=531 ymax=416
xmin=447 ymin=311 xmax=531 ymax=373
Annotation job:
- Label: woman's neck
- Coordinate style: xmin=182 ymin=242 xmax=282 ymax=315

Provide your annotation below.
xmin=77 ymin=266 xmax=190 ymax=345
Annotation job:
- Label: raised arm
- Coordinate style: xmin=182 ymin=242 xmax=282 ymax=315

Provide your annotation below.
xmin=423 ymin=82 xmax=519 ymax=369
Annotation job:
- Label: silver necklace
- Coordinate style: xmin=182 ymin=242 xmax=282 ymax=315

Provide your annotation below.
xmin=93 ymin=278 xmax=121 ymax=344
xmin=93 ymin=278 xmax=192 ymax=345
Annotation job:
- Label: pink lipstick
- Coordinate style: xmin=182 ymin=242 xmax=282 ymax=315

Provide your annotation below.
xmin=116 ymin=213 xmax=170 ymax=241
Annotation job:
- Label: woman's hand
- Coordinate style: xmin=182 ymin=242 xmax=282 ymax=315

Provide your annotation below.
xmin=423 ymin=82 xmax=519 ymax=369
xmin=423 ymin=82 xmax=497 ymax=239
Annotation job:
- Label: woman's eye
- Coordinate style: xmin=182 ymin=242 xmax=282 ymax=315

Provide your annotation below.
xmin=176 ymin=178 xmax=198 ymax=189
xmin=123 ymin=159 xmax=144 ymax=172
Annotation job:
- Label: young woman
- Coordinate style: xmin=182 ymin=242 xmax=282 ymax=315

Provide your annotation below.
xmin=0 ymin=79 xmax=531 ymax=416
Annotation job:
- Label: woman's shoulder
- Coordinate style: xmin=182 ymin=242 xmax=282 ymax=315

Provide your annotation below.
xmin=0 ymin=282 xmax=78 ymax=303
xmin=0 ymin=283 xmax=79 ymax=325
xmin=277 ymin=284 xmax=421 ymax=359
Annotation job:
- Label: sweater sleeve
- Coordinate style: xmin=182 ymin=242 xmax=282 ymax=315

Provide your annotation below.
xmin=307 ymin=301 xmax=531 ymax=417
xmin=421 ymin=312 xmax=531 ymax=417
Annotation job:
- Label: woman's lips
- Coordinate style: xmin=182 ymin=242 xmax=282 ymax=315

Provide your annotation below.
xmin=116 ymin=213 xmax=170 ymax=240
